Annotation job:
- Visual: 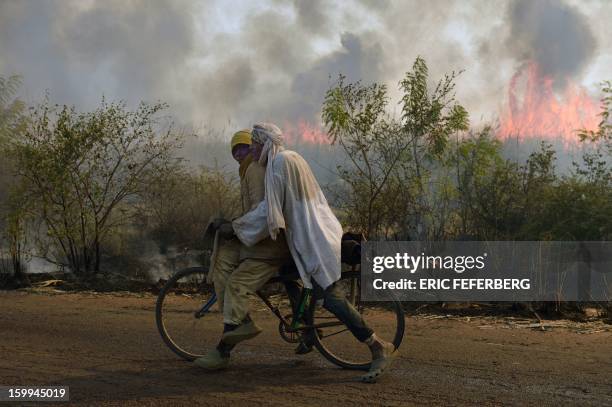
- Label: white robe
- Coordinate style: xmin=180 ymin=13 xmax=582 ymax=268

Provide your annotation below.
xmin=232 ymin=150 xmax=343 ymax=289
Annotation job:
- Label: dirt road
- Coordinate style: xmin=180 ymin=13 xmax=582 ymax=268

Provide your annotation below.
xmin=1 ymin=290 xmax=611 ymax=406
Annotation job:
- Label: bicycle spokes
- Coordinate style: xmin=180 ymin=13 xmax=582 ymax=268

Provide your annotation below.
xmin=156 ymin=268 xmax=221 ymax=360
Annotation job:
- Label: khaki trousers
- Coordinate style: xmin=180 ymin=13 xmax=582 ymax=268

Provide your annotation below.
xmin=211 ymin=239 xmax=241 ymax=312
xmin=212 ymin=238 xmax=284 ymax=325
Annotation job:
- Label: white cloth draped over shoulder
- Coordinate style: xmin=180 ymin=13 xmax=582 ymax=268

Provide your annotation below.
xmin=232 ymin=149 xmax=343 ymax=289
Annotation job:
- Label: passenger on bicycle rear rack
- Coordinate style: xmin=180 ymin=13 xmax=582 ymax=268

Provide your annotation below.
xmin=195 ymin=123 xmax=398 ymax=383
xmin=196 ymin=129 xmax=305 ymax=371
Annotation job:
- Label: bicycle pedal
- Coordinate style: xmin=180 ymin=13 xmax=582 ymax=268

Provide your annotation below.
xmin=294 ymin=341 xmax=314 ymax=355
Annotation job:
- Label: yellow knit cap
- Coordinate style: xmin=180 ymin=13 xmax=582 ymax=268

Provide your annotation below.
xmin=231 ymin=129 xmax=252 ymax=151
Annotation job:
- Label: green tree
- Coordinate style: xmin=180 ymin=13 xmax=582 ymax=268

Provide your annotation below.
xmin=460 ymin=140 xmax=558 ymax=240
xmin=536 ymin=80 xmax=612 ymax=241
xmin=9 ymin=100 xmax=184 ymax=275
xmin=323 ymin=57 xmax=469 ymax=239
xmin=576 ymin=80 xmax=612 ymax=188
xmin=323 ymin=75 xmax=408 ymax=238
xmin=0 ymin=75 xmax=28 ymax=283
xmin=397 ymin=56 xmax=469 ymax=240
xmin=579 ymin=80 xmax=612 ymax=153
xmin=138 ymin=165 xmax=240 ymax=254
xmin=0 ymin=75 xmax=25 ymax=142
xmin=453 ymin=126 xmax=505 ymax=238
xmin=0 ymin=75 xmax=25 ymax=206
xmin=1 ymin=185 xmax=31 ymax=283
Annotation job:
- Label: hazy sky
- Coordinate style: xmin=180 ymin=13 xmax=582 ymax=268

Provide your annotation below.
xmin=1 ymin=0 xmax=610 ymax=136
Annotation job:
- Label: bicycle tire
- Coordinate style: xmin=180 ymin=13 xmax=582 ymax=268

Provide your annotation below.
xmin=156 ymin=266 xmax=215 ymax=361
xmin=312 ymin=271 xmax=405 ymax=371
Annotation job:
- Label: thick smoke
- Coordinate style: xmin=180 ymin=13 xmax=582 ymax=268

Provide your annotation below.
xmin=0 ymin=0 xmax=608 ymax=140
xmin=294 ymin=0 xmax=331 ymax=35
xmin=506 ymin=0 xmax=597 ymax=88
xmin=289 ymin=32 xmax=385 ymax=122
xmin=0 ymin=0 xmax=198 ymax=111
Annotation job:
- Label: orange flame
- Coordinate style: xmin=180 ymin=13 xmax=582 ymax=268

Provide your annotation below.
xmin=498 ymin=62 xmax=600 ymax=146
xmin=282 ymin=120 xmax=330 ymax=145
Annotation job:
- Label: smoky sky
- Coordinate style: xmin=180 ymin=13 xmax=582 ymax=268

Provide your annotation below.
xmin=0 ymin=0 xmax=609 ymax=134
xmin=0 ymin=0 xmax=197 ymax=109
xmin=506 ymin=0 xmax=597 ymax=88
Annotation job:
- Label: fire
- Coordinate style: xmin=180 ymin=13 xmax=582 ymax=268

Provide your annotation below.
xmin=498 ymin=62 xmax=600 ymax=146
xmin=282 ymin=120 xmax=330 ymax=145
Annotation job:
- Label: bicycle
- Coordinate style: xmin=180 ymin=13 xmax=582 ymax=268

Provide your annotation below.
xmin=155 ymin=240 xmax=405 ymax=371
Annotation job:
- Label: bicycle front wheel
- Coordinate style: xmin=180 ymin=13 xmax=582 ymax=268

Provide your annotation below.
xmin=312 ymin=271 xmax=405 ymax=370
xmin=155 ymin=267 xmax=222 ymax=361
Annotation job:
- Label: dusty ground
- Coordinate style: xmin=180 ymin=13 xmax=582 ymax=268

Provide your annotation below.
xmin=1 ymin=290 xmax=611 ymax=406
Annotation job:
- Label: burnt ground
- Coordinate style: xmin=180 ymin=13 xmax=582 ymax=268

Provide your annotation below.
xmin=1 ymin=289 xmax=611 ymax=406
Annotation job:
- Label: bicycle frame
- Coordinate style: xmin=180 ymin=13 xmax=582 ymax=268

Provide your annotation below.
xmin=192 ymin=286 xmax=345 ymax=333
xmin=256 ymin=290 xmax=346 ymax=333
xmin=194 ymin=293 xmax=218 ymax=318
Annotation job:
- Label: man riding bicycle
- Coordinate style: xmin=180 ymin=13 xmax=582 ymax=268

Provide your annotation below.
xmin=197 ymin=123 xmax=397 ymax=382
xmin=197 ymin=129 xmax=305 ymax=371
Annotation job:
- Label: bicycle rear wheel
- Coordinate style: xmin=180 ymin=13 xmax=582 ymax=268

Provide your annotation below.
xmin=155 ymin=267 xmax=222 ymax=361
xmin=312 ymin=271 xmax=405 ymax=370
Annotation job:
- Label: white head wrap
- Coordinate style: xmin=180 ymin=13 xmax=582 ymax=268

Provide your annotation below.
xmin=251 ymin=122 xmax=286 ymax=239
xmin=251 ymin=122 xmax=285 ymax=166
